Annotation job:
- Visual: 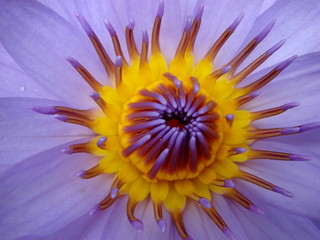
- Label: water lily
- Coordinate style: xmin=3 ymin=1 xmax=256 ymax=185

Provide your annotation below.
xmin=1 ymin=0 xmax=320 ymax=239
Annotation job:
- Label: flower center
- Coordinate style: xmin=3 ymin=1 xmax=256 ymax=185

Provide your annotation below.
xmin=121 ymin=76 xmax=223 ymax=180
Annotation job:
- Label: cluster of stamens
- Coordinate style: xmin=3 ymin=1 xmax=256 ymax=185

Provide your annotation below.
xmin=122 ymin=75 xmax=220 ymax=180
xmin=29 ymin=1 xmax=320 ymax=240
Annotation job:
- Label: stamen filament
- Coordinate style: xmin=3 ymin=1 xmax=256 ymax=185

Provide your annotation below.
xmin=75 ymin=12 xmax=114 ymax=75
xmin=65 ymin=57 xmax=103 ymax=92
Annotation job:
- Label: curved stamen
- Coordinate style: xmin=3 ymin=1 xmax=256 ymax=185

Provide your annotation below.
xmin=89 ymin=92 xmax=107 ymax=111
xmin=232 ymin=39 xmax=286 ymax=83
xmin=75 ymin=12 xmax=114 ymax=75
xmin=151 ymin=0 xmax=164 ymax=54
xmin=205 ymin=13 xmax=244 ymax=62
xmin=127 ymin=198 xmax=144 ymax=233
xmin=226 ymin=20 xmax=275 ymax=75
xmin=125 ymin=20 xmax=139 ymax=59
xmin=187 ymin=4 xmax=204 ymax=51
xmin=251 ymin=102 xmax=299 ymax=120
xmin=66 ymin=56 xmax=103 ymax=92
xmin=175 ymin=15 xmax=192 ymax=58
xmin=242 ymin=55 xmax=297 ymax=93
xmin=104 ymin=20 xmax=128 ymax=65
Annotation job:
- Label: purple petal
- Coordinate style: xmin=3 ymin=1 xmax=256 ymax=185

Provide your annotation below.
xmin=0 ymin=97 xmax=92 ymax=173
xmin=0 ymin=142 xmax=111 ymax=240
xmin=0 ymin=0 xmax=104 ymax=107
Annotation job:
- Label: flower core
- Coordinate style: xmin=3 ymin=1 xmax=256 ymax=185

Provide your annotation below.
xmin=31 ymin=1 xmax=320 ymax=240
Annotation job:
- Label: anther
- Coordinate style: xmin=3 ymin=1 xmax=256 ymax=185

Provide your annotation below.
xmin=209 ymin=65 xmax=232 ymax=78
xmin=198 ymin=197 xmax=211 ymax=208
xmin=163 ymin=72 xmax=182 ymax=88
xmin=249 ymin=204 xmax=265 ymax=215
xmin=225 ymin=114 xmax=234 ymax=126
xmin=153 ymin=202 xmax=166 ymax=232
xmin=97 ymin=137 xmax=107 ymax=148
xmin=127 ymin=198 xmax=144 ymax=234
xmin=66 ymin=56 xmax=103 ymax=92
xmin=75 ymin=13 xmax=114 ymax=75
xmin=235 ymin=91 xmax=260 ymax=106
xmin=78 ymin=165 xmax=103 ymax=179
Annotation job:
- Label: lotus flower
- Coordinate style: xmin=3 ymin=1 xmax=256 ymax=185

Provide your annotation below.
xmin=1 ymin=0 xmax=320 ymax=239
